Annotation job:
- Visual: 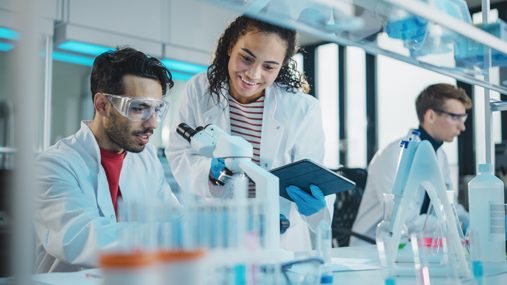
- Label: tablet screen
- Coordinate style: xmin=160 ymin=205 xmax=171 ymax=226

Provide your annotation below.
xmin=270 ymin=159 xmax=356 ymax=202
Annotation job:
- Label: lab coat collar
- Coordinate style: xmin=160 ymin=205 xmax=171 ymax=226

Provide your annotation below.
xmin=202 ymin=92 xmax=230 ymax=133
xmin=76 ymin=121 xmax=102 ymax=167
xmin=259 ymin=85 xmax=283 ymax=170
xmin=76 ymin=121 xmax=116 ymax=218
xmin=264 ymin=84 xmax=278 ymax=118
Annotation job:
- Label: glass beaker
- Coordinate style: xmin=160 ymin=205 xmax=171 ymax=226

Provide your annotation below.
xmin=376 ymin=193 xmax=409 ymax=250
xmin=422 ymin=192 xmax=469 ymax=257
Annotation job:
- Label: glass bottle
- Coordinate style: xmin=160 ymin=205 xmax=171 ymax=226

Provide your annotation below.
xmin=376 ymin=193 xmax=409 ymax=249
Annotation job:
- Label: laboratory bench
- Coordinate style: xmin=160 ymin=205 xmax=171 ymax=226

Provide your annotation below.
xmin=1 ymin=245 xmax=506 ymax=285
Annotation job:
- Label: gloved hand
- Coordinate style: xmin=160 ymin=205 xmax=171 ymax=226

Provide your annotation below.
xmin=286 ymin=184 xmax=326 ymax=216
xmin=210 ymin=158 xmax=226 ymax=180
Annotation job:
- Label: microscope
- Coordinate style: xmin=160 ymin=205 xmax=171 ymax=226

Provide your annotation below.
xmin=176 ymin=123 xmax=291 ymax=250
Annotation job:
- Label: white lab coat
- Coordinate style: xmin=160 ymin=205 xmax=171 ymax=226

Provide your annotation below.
xmin=166 ymin=72 xmax=335 ymax=252
xmin=350 ymin=130 xmax=468 ymax=246
xmin=34 ymin=121 xmax=179 ymax=273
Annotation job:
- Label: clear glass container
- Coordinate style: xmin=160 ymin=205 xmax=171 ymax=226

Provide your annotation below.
xmin=422 ymin=191 xmax=469 ymax=257
xmin=376 ymin=193 xmax=409 ymax=250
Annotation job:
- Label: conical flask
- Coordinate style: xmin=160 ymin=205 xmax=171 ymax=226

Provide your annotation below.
xmin=376 ymin=193 xmax=409 ymax=249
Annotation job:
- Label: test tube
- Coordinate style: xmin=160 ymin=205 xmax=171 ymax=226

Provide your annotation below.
xmin=467 ymin=228 xmax=484 ymax=285
xmin=316 ymin=220 xmax=332 ymax=264
xmin=410 ymin=233 xmax=431 ymax=285
xmin=316 ymin=220 xmax=333 ymax=284
xmin=439 ymin=234 xmax=460 ymax=284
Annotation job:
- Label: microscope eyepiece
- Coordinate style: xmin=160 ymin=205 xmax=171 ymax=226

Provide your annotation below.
xmin=176 ymin=123 xmax=199 ymax=143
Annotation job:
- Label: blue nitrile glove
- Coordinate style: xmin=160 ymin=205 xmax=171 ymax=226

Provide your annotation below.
xmin=210 ymin=158 xmax=226 ymax=180
xmin=286 ymin=184 xmax=326 ymax=216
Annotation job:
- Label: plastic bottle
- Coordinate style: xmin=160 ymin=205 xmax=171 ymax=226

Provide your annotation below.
xmin=158 ymin=249 xmax=207 ymax=285
xmin=100 ymin=252 xmax=160 ymax=285
xmin=468 ymin=163 xmax=506 ymax=262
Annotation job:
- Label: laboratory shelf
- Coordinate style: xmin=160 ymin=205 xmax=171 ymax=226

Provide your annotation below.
xmin=202 ymin=0 xmax=507 ymax=95
xmin=0 ymin=147 xmax=15 ymax=154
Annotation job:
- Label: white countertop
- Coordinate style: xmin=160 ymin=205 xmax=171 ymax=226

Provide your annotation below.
xmin=1 ymin=245 xmax=506 ymax=285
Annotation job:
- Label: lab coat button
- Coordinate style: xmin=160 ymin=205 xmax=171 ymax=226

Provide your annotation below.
xmin=265 ymin=163 xmax=268 ymax=167
xmin=276 ymin=126 xmax=280 ymax=130
xmin=110 ymin=214 xmax=115 ymax=219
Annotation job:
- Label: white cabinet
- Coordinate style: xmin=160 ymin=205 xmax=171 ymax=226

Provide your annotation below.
xmin=54 ymin=0 xmax=239 ymax=64
xmin=0 ymin=0 xmax=59 ymax=35
xmin=164 ymin=0 xmax=239 ymax=64
xmin=66 ymin=0 xmax=166 ymax=43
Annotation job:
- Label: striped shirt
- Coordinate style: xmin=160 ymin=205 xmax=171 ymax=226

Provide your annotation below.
xmin=229 ymin=94 xmax=264 ymax=198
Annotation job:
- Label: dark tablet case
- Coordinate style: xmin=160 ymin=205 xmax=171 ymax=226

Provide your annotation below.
xmin=270 ymin=159 xmax=356 ymax=202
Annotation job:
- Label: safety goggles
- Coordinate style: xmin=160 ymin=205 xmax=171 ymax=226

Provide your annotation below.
xmin=433 ymin=109 xmax=468 ymax=123
xmin=104 ymin=94 xmax=169 ymax=122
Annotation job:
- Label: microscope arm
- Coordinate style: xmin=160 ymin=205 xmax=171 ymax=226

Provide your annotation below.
xmin=239 ymin=160 xmax=280 ymax=250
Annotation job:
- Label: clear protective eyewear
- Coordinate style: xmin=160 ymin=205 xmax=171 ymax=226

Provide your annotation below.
xmin=104 ymin=94 xmax=169 ymax=122
xmin=433 ymin=109 xmax=468 ymax=123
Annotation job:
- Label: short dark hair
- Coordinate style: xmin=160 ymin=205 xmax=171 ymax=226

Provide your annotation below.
xmin=90 ymin=46 xmax=174 ymax=102
xmin=416 ymin=83 xmax=472 ymax=123
xmin=207 ymin=16 xmax=308 ymax=103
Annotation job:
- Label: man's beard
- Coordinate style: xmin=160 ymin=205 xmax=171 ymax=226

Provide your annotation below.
xmin=104 ymin=110 xmax=150 ymax=153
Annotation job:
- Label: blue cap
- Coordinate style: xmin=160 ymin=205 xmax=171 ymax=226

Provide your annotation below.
xmin=399 ymin=140 xmax=409 ymax=148
xmin=412 ymin=130 xmax=420 ymax=136
xmin=321 ymin=274 xmax=333 ymax=283
xmin=385 ymin=278 xmax=396 ymax=285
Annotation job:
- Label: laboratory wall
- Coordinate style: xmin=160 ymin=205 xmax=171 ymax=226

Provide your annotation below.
xmin=50 ymin=61 xmax=92 ymax=144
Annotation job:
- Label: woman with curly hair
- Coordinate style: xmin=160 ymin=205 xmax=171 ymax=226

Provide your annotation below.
xmin=165 ymin=16 xmax=333 ymax=251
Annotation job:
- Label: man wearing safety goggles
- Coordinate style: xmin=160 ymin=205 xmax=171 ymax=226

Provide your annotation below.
xmin=350 ymin=83 xmax=472 ymax=246
xmin=34 ymin=47 xmax=180 ymax=273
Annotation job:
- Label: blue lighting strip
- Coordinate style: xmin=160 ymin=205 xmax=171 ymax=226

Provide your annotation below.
xmin=171 ymin=72 xmax=194 ymax=82
xmin=58 ymin=41 xmax=112 ymax=56
xmin=0 ymin=42 xmax=14 ymax=52
xmin=161 ymin=59 xmax=207 ymax=75
xmin=52 ymin=52 xmax=94 ymax=66
xmin=0 ymin=27 xmax=19 ymax=40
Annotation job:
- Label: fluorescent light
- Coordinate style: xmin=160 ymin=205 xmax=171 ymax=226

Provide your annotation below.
xmin=52 ymin=52 xmax=94 ymax=66
xmin=0 ymin=27 xmax=19 ymax=40
xmin=58 ymin=41 xmax=112 ymax=56
xmin=0 ymin=42 xmax=14 ymax=52
xmin=171 ymin=72 xmax=194 ymax=81
xmin=161 ymin=59 xmax=207 ymax=74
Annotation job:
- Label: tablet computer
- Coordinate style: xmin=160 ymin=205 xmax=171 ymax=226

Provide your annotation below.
xmin=270 ymin=159 xmax=356 ymax=202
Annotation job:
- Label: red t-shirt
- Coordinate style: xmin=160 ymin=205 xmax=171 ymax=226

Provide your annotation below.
xmin=100 ymin=148 xmax=126 ymax=215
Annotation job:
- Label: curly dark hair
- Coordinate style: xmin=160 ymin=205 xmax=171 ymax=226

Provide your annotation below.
xmin=207 ymin=16 xmax=309 ymax=103
xmin=90 ymin=46 xmax=174 ymax=102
